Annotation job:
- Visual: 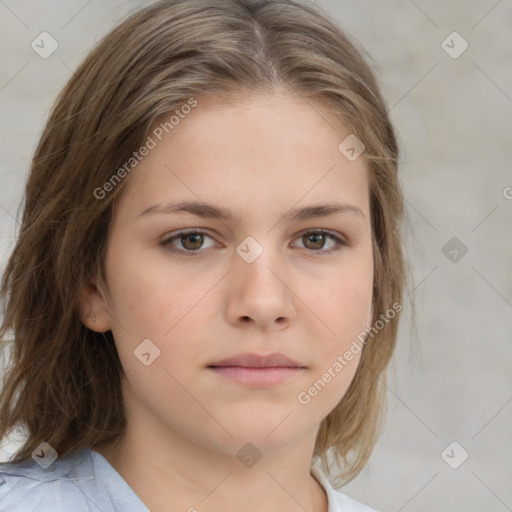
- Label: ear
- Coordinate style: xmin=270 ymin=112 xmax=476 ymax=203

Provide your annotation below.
xmin=77 ymin=277 xmax=111 ymax=333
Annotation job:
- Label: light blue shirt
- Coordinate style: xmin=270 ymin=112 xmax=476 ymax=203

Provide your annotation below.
xmin=0 ymin=447 xmax=378 ymax=511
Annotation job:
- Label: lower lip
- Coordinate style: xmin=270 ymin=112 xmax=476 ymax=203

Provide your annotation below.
xmin=208 ymin=366 xmax=304 ymax=387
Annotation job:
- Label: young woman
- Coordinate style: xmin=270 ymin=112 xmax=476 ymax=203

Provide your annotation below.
xmin=0 ymin=1 xmax=409 ymax=510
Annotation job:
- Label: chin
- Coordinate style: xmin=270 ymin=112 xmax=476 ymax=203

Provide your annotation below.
xmin=221 ymin=422 xmax=310 ymax=455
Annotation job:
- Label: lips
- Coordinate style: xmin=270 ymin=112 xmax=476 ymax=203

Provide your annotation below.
xmin=207 ymin=352 xmax=305 ymax=369
xmin=207 ymin=352 xmax=306 ymax=387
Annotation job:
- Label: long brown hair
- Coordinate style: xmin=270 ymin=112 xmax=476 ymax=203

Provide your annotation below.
xmin=0 ymin=0 xmax=412 ymax=486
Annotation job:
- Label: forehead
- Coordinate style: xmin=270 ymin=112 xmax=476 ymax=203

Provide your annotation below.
xmin=113 ymin=92 xmax=369 ymax=223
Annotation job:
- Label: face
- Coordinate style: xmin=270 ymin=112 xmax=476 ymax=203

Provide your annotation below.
xmin=83 ymin=92 xmax=374 ymax=457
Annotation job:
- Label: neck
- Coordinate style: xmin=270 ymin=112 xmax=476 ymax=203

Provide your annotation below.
xmin=93 ymin=421 xmax=328 ymax=512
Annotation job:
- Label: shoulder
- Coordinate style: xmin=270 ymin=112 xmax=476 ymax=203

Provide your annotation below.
xmin=0 ymin=447 xmax=102 ymax=512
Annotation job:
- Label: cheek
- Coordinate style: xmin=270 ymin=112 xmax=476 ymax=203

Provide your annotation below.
xmin=313 ymin=266 xmax=373 ymax=339
xmin=105 ymin=246 xmax=189 ymax=333
xmin=299 ymin=265 xmax=371 ymax=409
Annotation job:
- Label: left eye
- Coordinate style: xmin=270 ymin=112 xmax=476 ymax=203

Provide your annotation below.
xmin=160 ymin=229 xmax=348 ymax=256
xmin=293 ymin=230 xmax=348 ymax=253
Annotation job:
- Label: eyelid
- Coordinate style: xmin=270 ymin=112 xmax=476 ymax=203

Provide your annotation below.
xmin=159 ymin=227 xmax=350 ymax=256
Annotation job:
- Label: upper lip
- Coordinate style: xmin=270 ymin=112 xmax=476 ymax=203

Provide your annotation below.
xmin=208 ymin=352 xmax=304 ymax=368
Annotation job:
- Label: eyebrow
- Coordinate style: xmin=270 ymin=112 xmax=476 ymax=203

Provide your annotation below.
xmin=138 ymin=200 xmax=365 ymax=222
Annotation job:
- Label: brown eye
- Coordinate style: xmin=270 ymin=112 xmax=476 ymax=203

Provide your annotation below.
xmin=161 ymin=230 xmax=216 ymax=255
xmin=179 ymin=233 xmax=204 ymax=251
xmin=302 ymin=232 xmax=327 ymax=250
xmin=293 ymin=230 xmax=348 ymax=254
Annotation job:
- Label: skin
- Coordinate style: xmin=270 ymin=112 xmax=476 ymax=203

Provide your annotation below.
xmin=79 ymin=91 xmax=374 ymax=512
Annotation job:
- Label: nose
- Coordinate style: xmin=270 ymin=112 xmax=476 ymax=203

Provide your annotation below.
xmin=224 ymin=245 xmax=297 ymax=332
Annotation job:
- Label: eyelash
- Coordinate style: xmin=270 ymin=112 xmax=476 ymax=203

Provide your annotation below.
xmin=160 ymin=228 xmax=349 ymax=257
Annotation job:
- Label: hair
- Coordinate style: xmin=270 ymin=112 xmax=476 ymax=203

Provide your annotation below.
xmin=0 ymin=0 xmax=413 ymax=486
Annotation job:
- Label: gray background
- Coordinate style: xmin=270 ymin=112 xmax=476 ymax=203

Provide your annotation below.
xmin=0 ymin=1 xmax=511 ymax=511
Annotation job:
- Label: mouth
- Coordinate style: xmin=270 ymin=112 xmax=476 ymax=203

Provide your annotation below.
xmin=207 ymin=352 xmax=306 ymax=387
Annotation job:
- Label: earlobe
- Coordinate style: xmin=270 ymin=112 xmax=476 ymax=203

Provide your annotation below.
xmin=77 ymin=280 xmax=111 ymax=333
